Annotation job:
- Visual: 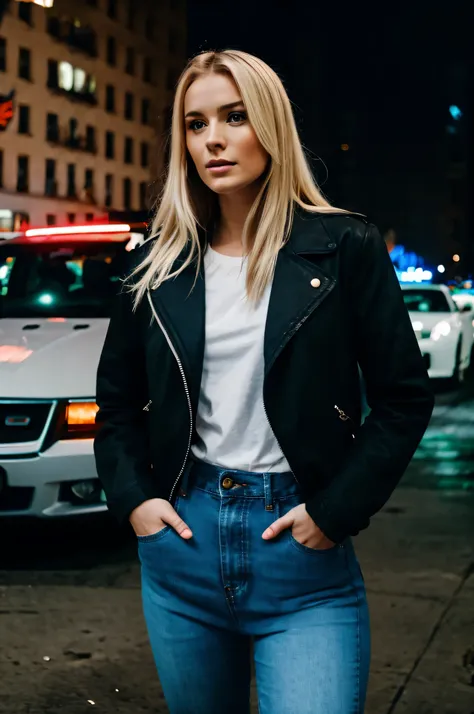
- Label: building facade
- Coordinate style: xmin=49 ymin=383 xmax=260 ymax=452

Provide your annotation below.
xmin=0 ymin=0 xmax=185 ymax=229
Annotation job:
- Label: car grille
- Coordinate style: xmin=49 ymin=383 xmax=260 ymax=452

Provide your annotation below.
xmin=0 ymin=402 xmax=53 ymax=444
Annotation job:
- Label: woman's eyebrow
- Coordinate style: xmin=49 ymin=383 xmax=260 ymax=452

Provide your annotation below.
xmin=185 ymin=100 xmax=245 ymax=119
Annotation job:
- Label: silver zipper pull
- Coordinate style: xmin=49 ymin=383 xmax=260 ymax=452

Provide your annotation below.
xmin=335 ymin=405 xmax=356 ymax=439
xmin=143 ymin=400 xmax=152 ymax=412
xmin=334 ymin=405 xmax=349 ymax=421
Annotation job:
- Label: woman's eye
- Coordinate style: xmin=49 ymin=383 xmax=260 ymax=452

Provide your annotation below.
xmin=228 ymin=111 xmax=246 ymax=123
xmin=189 ymin=120 xmax=206 ymax=131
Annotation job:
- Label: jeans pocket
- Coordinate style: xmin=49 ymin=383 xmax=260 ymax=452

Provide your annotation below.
xmin=136 ymin=496 xmax=181 ymax=544
xmin=137 ymin=525 xmax=173 ymax=544
xmin=287 ymin=530 xmax=344 ymax=556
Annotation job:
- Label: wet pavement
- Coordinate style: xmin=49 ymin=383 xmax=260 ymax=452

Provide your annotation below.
xmin=0 ymin=380 xmax=473 ymax=713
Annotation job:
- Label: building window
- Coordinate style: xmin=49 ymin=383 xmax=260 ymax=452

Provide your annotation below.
xmin=18 ymin=105 xmax=30 ymax=135
xmin=126 ymin=0 xmax=134 ymax=29
xmin=85 ymin=125 xmax=96 ymax=153
xmin=45 ymin=159 xmax=56 ymax=197
xmin=0 ymin=37 xmax=6 ymax=72
xmin=67 ymin=213 xmax=76 ymax=224
xmin=17 ymin=155 xmax=29 ymax=193
xmin=85 ymin=213 xmax=94 ymax=222
xmin=124 ymin=92 xmax=134 ymax=120
xmin=46 ymin=112 xmax=59 ymax=142
xmin=47 ymin=18 xmax=97 ymax=57
xmin=68 ymin=117 xmax=79 ymax=148
xmin=47 ymin=59 xmax=58 ymax=88
xmin=145 ymin=13 xmax=154 ymax=41
xmin=59 ymin=62 xmax=96 ymax=100
xmin=106 ymin=84 xmax=115 ymax=113
xmin=140 ymin=142 xmax=149 ymax=168
xmin=46 ymin=15 xmax=60 ymax=37
xmin=143 ymin=57 xmax=152 ymax=83
xmin=123 ymin=178 xmax=132 ymax=210
xmin=47 ymin=59 xmax=97 ymax=104
xmin=107 ymin=36 xmax=116 ymax=66
xmin=107 ymin=0 xmax=117 ymax=19
xmin=84 ymin=169 xmax=94 ymax=201
xmin=46 ymin=214 xmax=56 ymax=226
xmin=124 ymin=137 xmax=134 ymax=164
xmin=105 ymin=174 xmax=113 ymax=208
xmin=105 ymin=131 xmax=115 ymax=159
xmin=139 ymin=181 xmax=148 ymax=210
xmin=67 ymin=164 xmax=76 ymax=197
xmin=84 ymin=168 xmax=94 ymax=189
xmin=18 ymin=47 xmax=31 ymax=81
xmin=141 ymin=98 xmax=150 ymax=125
xmin=18 ymin=2 xmax=33 ymax=26
xmin=125 ymin=47 xmax=135 ymax=75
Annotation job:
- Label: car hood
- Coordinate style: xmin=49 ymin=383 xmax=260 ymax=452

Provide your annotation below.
xmin=0 ymin=318 xmax=109 ymax=398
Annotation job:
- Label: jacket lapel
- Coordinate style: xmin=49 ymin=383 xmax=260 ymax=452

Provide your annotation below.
xmin=147 ymin=211 xmax=338 ymax=394
xmin=148 ymin=258 xmax=205 ymax=410
xmin=264 ymin=212 xmax=337 ymax=375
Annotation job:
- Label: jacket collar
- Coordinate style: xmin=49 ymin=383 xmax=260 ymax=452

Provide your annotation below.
xmin=147 ymin=209 xmax=339 ymax=401
xmin=263 ymin=211 xmax=337 ymax=374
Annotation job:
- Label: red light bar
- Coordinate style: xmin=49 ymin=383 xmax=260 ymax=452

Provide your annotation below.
xmin=25 ymin=224 xmax=130 ymax=238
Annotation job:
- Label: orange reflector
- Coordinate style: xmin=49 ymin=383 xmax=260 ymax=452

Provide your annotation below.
xmin=67 ymin=402 xmax=99 ymax=425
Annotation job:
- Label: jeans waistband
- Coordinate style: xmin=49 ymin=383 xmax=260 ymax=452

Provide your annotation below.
xmin=183 ymin=458 xmax=301 ymax=510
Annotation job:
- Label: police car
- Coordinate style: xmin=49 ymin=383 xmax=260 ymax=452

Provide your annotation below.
xmin=0 ymin=224 xmax=143 ymax=517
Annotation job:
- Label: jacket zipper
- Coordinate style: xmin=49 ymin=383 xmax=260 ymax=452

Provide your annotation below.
xmin=334 ymin=404 xmax=355 ymax=439
xmin=147 ymin=289 xmax=193 ymax=502
xmin=143 ymin=400 xmax=152 ymax=412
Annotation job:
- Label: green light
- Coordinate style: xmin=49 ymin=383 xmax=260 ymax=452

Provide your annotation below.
xmin=38 ymin=293 xmax=54 ymax=306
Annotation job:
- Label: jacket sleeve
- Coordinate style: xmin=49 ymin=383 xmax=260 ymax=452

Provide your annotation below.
xmin=306 ymin=223 xmax=434 ymax=543
xmin=94 ymin=284 xmax=152 ymax=524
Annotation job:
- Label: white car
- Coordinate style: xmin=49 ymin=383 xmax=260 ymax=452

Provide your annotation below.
xmin=402 ymin=284 xmax=473 ymax=382
xmin=451 ymin=290 xmax=474 ymax=337
xmin=0 ymin=224 xmax=143 ymax=517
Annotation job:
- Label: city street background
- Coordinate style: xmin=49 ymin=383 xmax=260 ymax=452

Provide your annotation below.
xmin=1 ymin=377 xmax=473 ymax=714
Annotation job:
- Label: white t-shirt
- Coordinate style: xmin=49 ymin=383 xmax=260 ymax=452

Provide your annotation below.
xmin=191 ymin=246 xmax=291 ymax=473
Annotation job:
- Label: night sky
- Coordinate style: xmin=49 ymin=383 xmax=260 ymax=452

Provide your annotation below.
xmin=186 ymin=1 xmax=472 ymax=268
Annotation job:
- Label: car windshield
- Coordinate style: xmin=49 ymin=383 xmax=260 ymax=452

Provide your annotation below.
xmin=0 ymin=239 xmax=129 ymax=318
xmin=403 ymin=289 xmax=451 ymax=313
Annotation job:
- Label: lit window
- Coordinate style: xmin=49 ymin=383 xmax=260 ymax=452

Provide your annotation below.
xmin=59 ymin=61 xmax=74 ymax=91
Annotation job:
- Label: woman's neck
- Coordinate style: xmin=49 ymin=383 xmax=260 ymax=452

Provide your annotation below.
xmin=212 ymin=188 xmax=258 ymax=257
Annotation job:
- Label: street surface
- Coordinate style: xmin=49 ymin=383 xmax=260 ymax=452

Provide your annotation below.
xmin=0 ymin=381 xmax=473 ymax=713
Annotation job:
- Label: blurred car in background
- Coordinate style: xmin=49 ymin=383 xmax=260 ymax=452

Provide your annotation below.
xmin=402 ymin=284 xmax=473 ymax=384
xmin=451 ymin=289 xmax=474 ymax=338
xmin=0 ymin=224 xmax=143 ymax=518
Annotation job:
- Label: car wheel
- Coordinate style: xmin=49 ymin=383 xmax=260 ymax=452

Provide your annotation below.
xmin=451 ymin=340 xmax=465 ymax=387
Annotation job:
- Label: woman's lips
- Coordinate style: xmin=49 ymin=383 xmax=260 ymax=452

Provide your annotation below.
xmin=206 ymin=163 xmax=236 ymax=174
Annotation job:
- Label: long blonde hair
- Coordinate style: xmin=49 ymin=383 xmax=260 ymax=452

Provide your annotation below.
xmin=132 ymin=49 xmax=342 ymax=305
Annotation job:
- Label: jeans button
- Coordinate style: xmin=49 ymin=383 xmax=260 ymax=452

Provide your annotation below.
xmin=222 ymin=476 xmax=234 ymax=489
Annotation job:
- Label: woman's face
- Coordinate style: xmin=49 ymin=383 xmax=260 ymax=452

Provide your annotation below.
xmin=184 ymin=73 xmax=269 ymax=196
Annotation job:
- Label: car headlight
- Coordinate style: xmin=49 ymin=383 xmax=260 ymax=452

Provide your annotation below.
xmin=430 ymin=320 xmax=451 ymax=341
xmin=64 ymin=401 xmax=99 ymax=439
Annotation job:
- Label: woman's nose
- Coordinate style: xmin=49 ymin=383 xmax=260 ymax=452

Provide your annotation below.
xmin=206 ymin=122 xmax=226 ymax=152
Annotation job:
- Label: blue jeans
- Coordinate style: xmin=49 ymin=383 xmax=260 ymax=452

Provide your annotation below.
xmin=139 ymin=459 xmax=370 ymax=713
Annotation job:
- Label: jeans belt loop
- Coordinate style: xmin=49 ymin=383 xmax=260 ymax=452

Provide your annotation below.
xmin=264 ymin=472 xmax=274 ymax=511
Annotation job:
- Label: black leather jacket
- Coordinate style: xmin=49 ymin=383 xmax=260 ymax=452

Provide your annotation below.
xmin=94 ymin=210 xmax=434 ymax=543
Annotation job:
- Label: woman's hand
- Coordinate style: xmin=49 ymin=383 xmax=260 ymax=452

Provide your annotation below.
xmin=129 ymin=498 xmax=193 ymax=539
xmin=262 ymin=503 xmax=336 ymax=550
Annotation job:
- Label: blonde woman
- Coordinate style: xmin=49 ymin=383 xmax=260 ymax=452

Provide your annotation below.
xmin=95 ymin=50 xmax=433 ymax=714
